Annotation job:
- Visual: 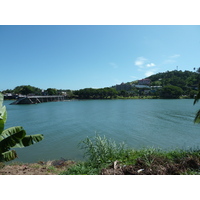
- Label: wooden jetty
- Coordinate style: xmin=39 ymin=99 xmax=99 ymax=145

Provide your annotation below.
xmin=10 ymin=95 xmax=67 ymax=105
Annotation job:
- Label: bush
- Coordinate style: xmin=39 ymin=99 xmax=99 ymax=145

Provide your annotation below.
xmin=61 ymin=134 xmax=132 ymax=175
xmin=160 ymin=85 xmax=183 ymax=99
xmin=79 ymin=134 xmax=131 ymax=168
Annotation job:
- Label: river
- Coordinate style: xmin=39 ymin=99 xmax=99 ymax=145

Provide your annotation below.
xmin=3 ymin=99 xmax=200 ymax=163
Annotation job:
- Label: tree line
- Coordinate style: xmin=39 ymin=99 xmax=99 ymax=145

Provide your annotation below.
xmin=2 ymin=85 xmax=71 ymax=96
xmin=73 ymin=88 xmax=118 ymax=99
xmin=2 ymin=70 xmax=200 ymax=99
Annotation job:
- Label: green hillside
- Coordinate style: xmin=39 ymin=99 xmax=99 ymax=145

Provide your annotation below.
xmin=111 ymin=70 xmax=199 ymax=99
xmin=147 ymin=70 xmax=199 ymax=90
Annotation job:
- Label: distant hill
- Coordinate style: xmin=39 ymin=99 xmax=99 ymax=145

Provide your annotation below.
xmin=111 ymin=70 xmax=199 ymax=98
xmin=147 ymin=70 xmax=199 ymax=90
xmin=113 ymin=70 xmax=199 ymax=91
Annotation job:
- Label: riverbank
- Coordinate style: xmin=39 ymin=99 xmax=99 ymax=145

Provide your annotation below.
xmin=1 ymin=148 xmax=200 ymax=175
xmin=1 ymin=135 xmax=200 ymax=175
xmin=71 ymin=95 xmax=193 ymax=100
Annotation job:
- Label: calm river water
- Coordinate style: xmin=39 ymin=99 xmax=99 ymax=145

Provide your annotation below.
xmin=3 ymin=99 xmax=200 ymax=163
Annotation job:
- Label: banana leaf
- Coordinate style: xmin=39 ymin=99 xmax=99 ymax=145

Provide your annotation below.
xmin=0 ymin=93 xmax=44 ymax=162
xmin=194 ymin=92 xmax=200 ymax=105
xmin=0 ymin=105 xmax=7 ymax=134
xmin=13 ymin=134 xmax=44 ymax=148
xmin=0 ymin=93 xmax=3 ymax=106
xmin=194 ymin=83 xmax=200 ymax=105
xmin=0 ymin=150 xmax=17 ymax=162
xmin=0 ymin=93 xmax=7 ymax=133
xmin=194 ymin=110 xmax=200 ymax=123
xmin=0 ymin=126 xmax=27 ymax=153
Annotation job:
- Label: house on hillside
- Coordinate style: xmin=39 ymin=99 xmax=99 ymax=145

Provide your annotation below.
xmin=114 ymin=82 xmax=132 ymax=91
xmin=138 ymin=79 xmax=151 ymax=85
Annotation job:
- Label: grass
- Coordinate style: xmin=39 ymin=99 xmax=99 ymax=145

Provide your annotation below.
xmin=60 ymin=135 xmax=200 ymax=175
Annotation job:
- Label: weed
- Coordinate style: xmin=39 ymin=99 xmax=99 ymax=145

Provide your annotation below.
xmin=78 ymin=134 xmax=131 ymax=167
xmin=59 ymin=162 xmax=99 ymax=175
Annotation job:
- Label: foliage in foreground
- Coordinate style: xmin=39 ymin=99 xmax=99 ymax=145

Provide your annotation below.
xmin=60 ymin=134 xmax=132 ymax=175
xmin=0 ymin=93 xmax=44 ymax=162
xmin=60 ymin=135 xmax=200 ymax=175
xmin=194 ymin=83 xmax=200 ymax=123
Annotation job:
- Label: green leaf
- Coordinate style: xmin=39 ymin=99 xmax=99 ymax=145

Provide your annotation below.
xmin=0 ymin=93 xmax=44 ymax=162
xmin=194 ymin=83 xmax=200 ymax=105
xmin=0 ymin=150 xmax=17 ymax=162
xmin=0 ymin=96 xmax=7 ymax=133
xmin=0 ymin=126 xmax=26 ymax=152
xmin=194 ymin=93 xmax=200 ymax=105
xmin=1 ymin=126 xmax=26 ymax=139
xmin=194 ymin=110 xmax=200 ymax=123
xmin=0 ymin=106 xmax=7 ymax=134
xmin=13 ymin=134 xmax=44 ymax=148
xmin=0 ymin=93 xmax=3 ymax=107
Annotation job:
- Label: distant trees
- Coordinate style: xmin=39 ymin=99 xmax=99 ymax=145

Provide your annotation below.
xmin=2 ymin=85 xmax=73 ymax=98
xmin=46 ymin=88 xmax=57 ymax=95
xmin=13 ymin=85 xmax=42 ymax=95
xmin=74 ymin=88 xmax=118 ymax=99
xmin=21 ymin=86 xmax=34 ymax=96
xmin=1 ymin=70 xmax=200 ymax=99
xmin=160 ymin=85 xmax=183 ymax=99
xmin=148 ymin=70 xmax=199 ymax=90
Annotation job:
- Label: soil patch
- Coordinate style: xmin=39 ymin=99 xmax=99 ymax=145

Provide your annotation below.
xmin=0 ymin=160 xmax=76 ymax=175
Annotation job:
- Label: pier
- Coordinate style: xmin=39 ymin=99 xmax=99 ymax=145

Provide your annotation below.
xmin=10 ymin=95 xmax=67 ymax=105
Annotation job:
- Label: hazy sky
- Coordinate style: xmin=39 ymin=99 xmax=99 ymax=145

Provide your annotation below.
xmin=1 ymin=25 xmax=200 ymax=91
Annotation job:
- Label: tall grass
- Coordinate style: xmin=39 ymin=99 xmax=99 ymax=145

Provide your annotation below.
xmin=60 ymin=134 xmax=132 ymax=175
xmin=60 ymin=135 xmax=200 ymax=175
xmin=79 ymin=134 xmax=131 ymax=167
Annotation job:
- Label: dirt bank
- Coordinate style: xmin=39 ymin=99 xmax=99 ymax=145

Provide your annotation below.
xmin=0 ymin=160 xmax=76 ymax=175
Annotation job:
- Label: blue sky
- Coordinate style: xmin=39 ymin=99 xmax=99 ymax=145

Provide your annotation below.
xmin=1 ymin=25 xmax=200 ymax=91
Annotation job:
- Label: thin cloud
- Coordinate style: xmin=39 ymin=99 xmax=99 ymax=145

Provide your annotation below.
xmin=146 ymin=63 xmax=156 ymax=67
xmin=170 ymin=54 xmax=180 ymax=58
xmin=109 ymin=62 xmax=118 ymax=69
xmin=163 ymin=59 xmax=176 ymax=64
xmin=135 ymin=56 xmax=157 ymax=77
xmin=163 ymin=54 xmax=181 ymax=64
xmin=130 ymin=75 xmax=138 ymax=79
xmin=134 ymin=57 xmax=147 ymax=68
xmin=145 ymin=69 xmax=158 ymax=77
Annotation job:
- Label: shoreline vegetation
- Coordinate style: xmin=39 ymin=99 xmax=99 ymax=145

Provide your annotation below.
xmin=4 ymin=96 xmax=193 ymax=103
xmin=1 ymin=135 xmax=200 ymax=175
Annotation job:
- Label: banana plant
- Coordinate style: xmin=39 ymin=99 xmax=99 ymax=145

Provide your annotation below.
xmin=0 ymin=93 xmax=44 ymax=162
xmin=194 ymin=83 xmax=200 ymax=123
